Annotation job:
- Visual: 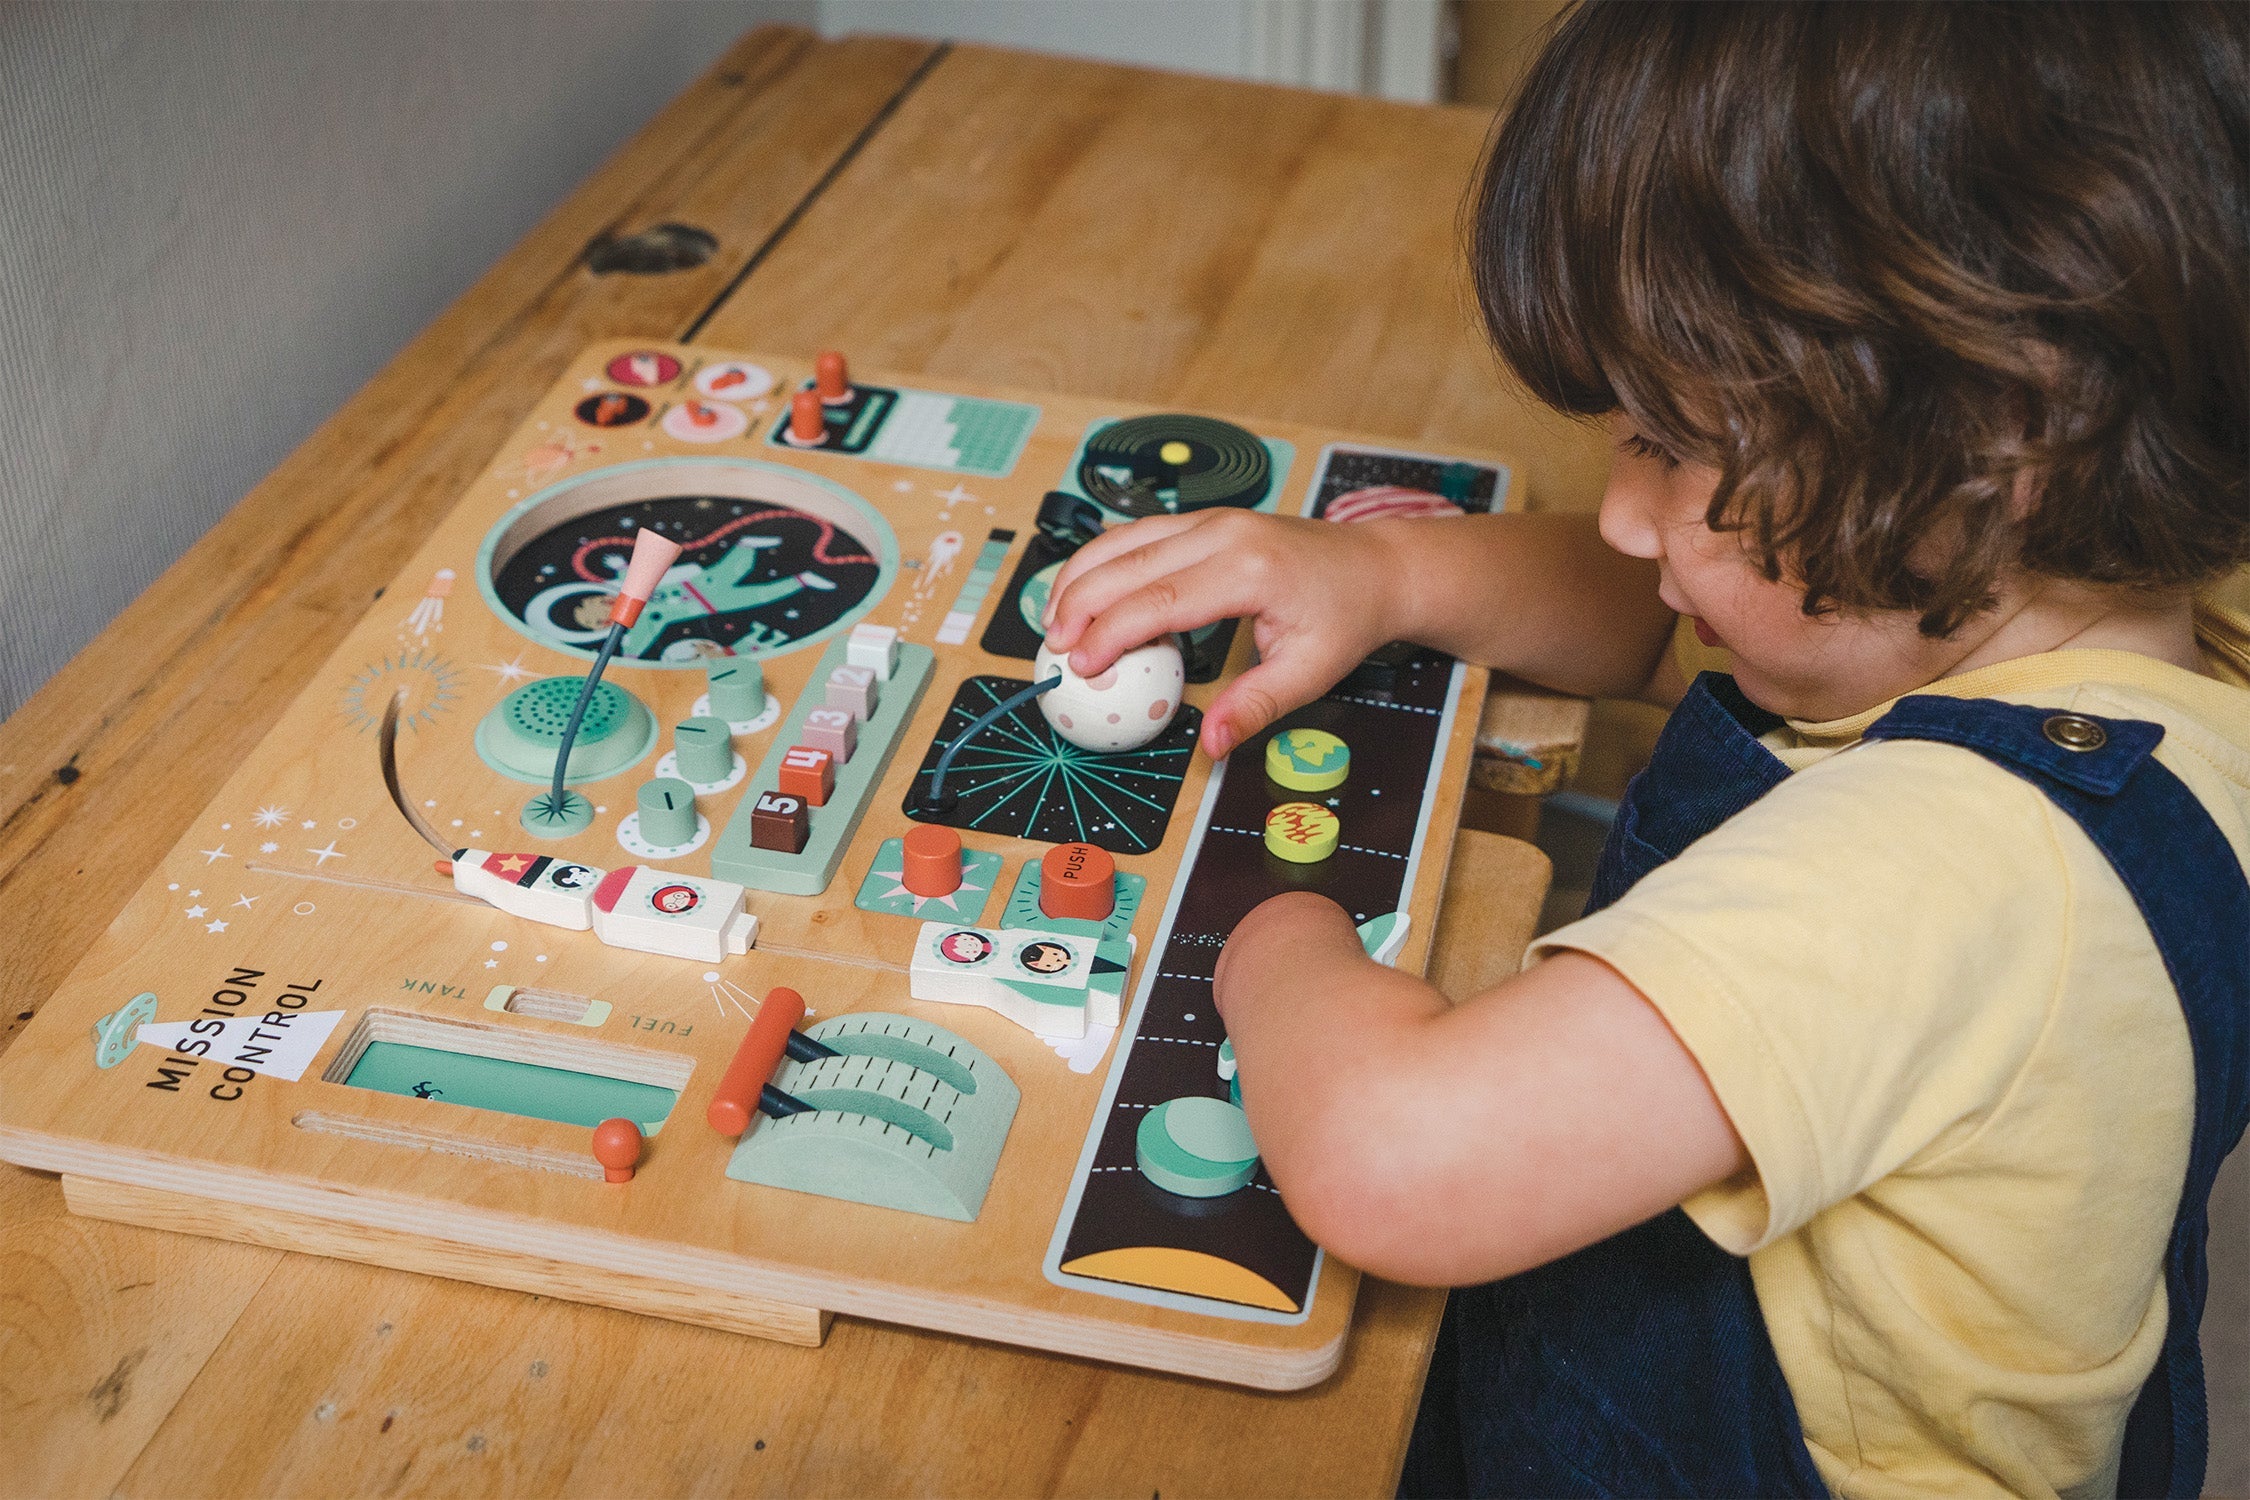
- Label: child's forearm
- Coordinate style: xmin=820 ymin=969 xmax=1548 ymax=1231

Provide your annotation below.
xmin=1214 ymin=892 xmax=1748 ymax=1286
xmin=1366 ymin=512 xmax=1679 ymax=703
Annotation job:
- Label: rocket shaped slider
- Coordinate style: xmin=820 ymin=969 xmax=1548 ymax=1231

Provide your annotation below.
xmin=451 ymin=849 xmax=604 ymax=930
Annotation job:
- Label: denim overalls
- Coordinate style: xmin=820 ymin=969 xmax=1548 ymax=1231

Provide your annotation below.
xmin=1403 ymin=673 xmax=2249 ymax=1499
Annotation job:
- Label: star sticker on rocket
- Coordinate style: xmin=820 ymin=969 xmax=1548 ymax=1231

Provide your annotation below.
xmin=495 ymin=854 xmax=530 ymax=874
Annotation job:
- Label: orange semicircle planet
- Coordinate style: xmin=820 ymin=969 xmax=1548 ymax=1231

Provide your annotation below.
xmin=1061 ymin=1248 xmax=1299 ymax=1312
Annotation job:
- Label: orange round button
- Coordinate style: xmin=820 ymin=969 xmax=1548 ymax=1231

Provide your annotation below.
xmin=1040 ymin=841 xmax=1116 ymax=922
xmin=902 ymin=824 xmax=964 ymax=897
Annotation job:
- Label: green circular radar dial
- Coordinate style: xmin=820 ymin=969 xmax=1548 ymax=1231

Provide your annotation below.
xmin=1135 ymin=1095 xmax=1260 ymax=1198
xmin=476 ymin=675 xmax=657 ymax=785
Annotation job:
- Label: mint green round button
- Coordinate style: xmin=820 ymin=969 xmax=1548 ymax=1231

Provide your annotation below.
xmin=1136 ymin=1095 xmax=1259 ymax=1198
xmin=476 ymin=675 xmax=656 ymax=785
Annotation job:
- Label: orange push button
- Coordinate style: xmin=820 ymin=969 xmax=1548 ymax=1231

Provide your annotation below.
xmin=1040 ymin=842 xmax=1116 ymax=922
xmin=902 ymin=825 xmax=964 ymax=898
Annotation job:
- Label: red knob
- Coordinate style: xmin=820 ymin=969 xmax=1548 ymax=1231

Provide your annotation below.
xmin=1040 ymin=842 xmax=1116 ymax=922
xmin=788 ymin=388 xmax=827 ymax=445
xmin=902 ymin=825 xmax=963 ymax=898
xmin=592 ymin=1118 xmax=643 ymax=1183
xmin=814 ymin=349 xmax=850 ymax=403
xmin=707 ymin=986 xmax=807 ymax=1136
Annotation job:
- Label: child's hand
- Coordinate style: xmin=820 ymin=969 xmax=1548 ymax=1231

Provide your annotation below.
xmin=1041 ymin=511 xmax=1404 ymax=758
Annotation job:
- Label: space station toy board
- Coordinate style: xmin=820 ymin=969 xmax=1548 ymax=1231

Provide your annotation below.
xmin=0 ymin=342 xmax=1507 ymax=1390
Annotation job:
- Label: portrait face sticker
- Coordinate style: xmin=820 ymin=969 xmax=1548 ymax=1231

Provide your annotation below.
xmin=937 ymin=930 xmax=993 ymax=966
xmin=1018 ymin=940 xmax=1073 ymax=975
xmin=651 ymin=883 xmax=701 ymax=916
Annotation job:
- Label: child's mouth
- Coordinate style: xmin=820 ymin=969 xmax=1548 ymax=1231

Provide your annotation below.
xmin=1690 ymin=617 xmax=1722 ymax=648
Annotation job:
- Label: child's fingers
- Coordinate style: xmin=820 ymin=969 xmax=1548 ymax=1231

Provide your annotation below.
xmin=1046 ymin=526 xmax=1243 ymax=666
xmin=1065 ymin=552 xmax=1262 ymax=677
xmin=1040 ymin=513 xmax=1206 ymax=641
xmin=1200 ymin=643 xmax=1352 ymax=760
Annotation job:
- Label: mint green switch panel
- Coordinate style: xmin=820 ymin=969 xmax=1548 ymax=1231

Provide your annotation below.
xmin=723 ymin=1012 xmax=1019 ymax=1221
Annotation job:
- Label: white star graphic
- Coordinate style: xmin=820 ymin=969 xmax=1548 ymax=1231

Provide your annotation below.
xmin=184 ymin=904 xmax=207 ymax=918
xmin=205 ymin=918 xmax=228 ymax=933
xmin=199 ymin=844 xmax=231 ymax=864
xmin=232 ymin=894 xmax=259 ymax=909
xmin=259 ymin=842 xmax=279 ymax=854
xmin=300 ymin=819 xmax=317 ymax=829
xmin=484 ymin=958 xmax=499 ymax=968
xmin=307 ymin=840 xmax=345 ymax=867
xmin=934 ymin=482 xmax=978 ymax=506
xmin=252 ymin=805 xmax=290 ymax=828
xmin=479 ymin=655 xmax=534 ymax=686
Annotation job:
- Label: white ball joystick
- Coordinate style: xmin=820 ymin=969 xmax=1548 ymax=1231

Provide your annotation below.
xmin=1035 ymin=635 xmax=1186 ymax=754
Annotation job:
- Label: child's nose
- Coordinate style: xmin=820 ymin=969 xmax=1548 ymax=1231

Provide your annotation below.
xmin=1598 ymin=481 xmax=1663 ymax=561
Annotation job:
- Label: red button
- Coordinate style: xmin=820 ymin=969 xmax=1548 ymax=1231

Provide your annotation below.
xmin=788 ymin=388 xmax=826 ymax=445
xmin=815 ymin=349 xmax=851 ymax=403
xmin=902 ymin=825 xmax=963 ymax=898
xmin=1040 ymin=842 xmax=1115 ymax=922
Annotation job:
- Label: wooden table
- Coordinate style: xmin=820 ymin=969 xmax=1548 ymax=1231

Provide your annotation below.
xmin=0 ymin=32 xmax=1597 ymax=1495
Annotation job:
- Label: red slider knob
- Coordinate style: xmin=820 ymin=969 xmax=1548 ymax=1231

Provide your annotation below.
xmin=901 ymin=825 xmax=964 ymax=898
xmin=814 ymin=349 xmax=850 ymax=403
xmin=1040 ymin=841 xmax=1116 ymax=922
xmin=707 ymin=986 xmax=807 ymax=1136
xmin=788 ymin=388 xmax=828 ymax=446
xmin=592 ymin=1117 xmax=643 ymax=1183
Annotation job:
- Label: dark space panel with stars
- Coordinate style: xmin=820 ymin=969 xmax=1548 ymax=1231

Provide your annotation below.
xmin=1055 ymin=649 xmax=1459 ymax=1312
xmin=904 ymin=676 xmax=1201 ymax=854
xmin=489 ymin=494 xmax=884 ymax=661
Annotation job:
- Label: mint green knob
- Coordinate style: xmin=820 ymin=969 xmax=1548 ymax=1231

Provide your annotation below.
xmin=1136 ymin=1095 xmax=1259 ymax=1198
xmin=674 ymin=716 xmax=733 ymax=784
xmin=475 ymin=675 xmax=655 ymax=785
xmin=636 ymin=777 xmax=698 ymax=847
xmin=706 ymin=656 xmax=765 ymax=722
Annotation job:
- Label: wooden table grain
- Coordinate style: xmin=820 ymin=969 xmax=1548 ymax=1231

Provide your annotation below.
xmin=0 ymin=31 xmax=1587 ymax=1495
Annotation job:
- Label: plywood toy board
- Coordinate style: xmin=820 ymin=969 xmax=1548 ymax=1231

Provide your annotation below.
xmin=0 ymin=342 xmax=1508 ymax=1389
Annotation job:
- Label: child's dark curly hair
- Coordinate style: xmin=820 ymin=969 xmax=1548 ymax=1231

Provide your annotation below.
xmin=1474 ymin=1 xmax=2250 ymax=635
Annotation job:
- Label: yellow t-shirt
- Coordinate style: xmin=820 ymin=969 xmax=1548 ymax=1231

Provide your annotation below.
xmin=1532 ymin=613 xmax=2250 ymax=1499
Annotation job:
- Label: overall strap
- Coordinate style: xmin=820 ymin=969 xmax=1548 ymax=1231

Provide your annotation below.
xmin=1867 ymin=697 xmax=2250 ymax=1500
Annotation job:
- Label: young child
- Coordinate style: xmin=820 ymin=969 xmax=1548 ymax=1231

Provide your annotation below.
xmin=1042 ymin=5 xmax=2248 ymax=1496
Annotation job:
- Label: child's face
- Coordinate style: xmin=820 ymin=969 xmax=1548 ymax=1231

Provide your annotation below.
xmin=1599 ymin=416 xmax=1991 ymax=721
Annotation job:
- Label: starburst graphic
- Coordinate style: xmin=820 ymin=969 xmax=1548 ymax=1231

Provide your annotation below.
xmin=306 ymin=839 xmax=345 ymax=867
xmin=708 ymin=975 xmax=759 ymax=1019
xmin=479 ymin=654 xmax=535 ymax=687
xmin=905 ymin=677 xmax=1199 ymax=854
xmin=252 ymin=805 xmax=290 ymax=828
xmin=341 ymin=648 xmax=462 ymax=733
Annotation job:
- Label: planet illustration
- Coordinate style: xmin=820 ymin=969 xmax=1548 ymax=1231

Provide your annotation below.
xmin=1034 ymin=635 xmax=1185 ymax=754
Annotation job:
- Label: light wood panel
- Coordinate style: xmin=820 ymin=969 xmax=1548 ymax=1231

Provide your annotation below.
xmin=0 ymin=340 xmax=1499 ymax=1390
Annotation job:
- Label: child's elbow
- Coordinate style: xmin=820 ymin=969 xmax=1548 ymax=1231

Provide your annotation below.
xmin=1260 ymin=1106 xmax=1511 ymax=1287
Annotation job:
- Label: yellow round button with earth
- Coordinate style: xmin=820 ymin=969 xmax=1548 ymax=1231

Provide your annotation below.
xmin=1265 ymin=801 xmax=1341 ymax=863
xmin=1265 ymin=728 xmax=1351 ymax=792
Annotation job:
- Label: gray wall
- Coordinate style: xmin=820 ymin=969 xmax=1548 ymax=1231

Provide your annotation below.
xmin=0 ymin=0 xmax=805 ymax=721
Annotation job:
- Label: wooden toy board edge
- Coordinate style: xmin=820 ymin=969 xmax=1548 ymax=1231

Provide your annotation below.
xmin=0 ymin=340 xmax=1497 ymax=1389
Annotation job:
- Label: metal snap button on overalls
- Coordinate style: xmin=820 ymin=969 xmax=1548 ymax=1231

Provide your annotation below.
xmin=2043 ymin=713 xmax=2108 ymax=751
